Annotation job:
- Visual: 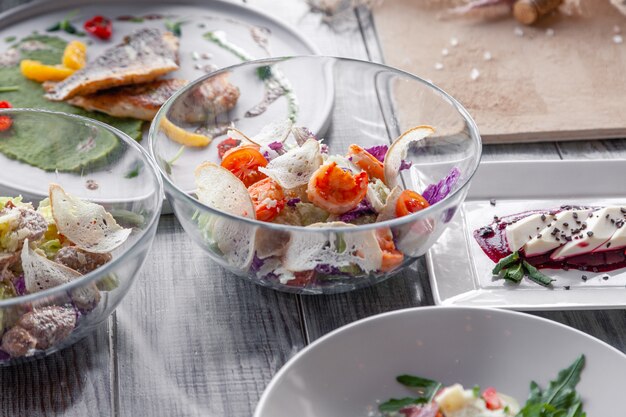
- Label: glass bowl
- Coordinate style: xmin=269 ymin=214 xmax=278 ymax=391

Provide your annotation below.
xmin=0 ymin=109 xmax=162 ymax=365
xmin=149 ymin=56 xmax=481 ymax=294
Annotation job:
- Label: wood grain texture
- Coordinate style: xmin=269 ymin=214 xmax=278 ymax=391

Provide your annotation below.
xmin=114 ymin=215 xmax=305 ymax=417
xmin=372 ymin=0 xmax=626 ymax=144
xmin=0 ymin=323 xmax=113 ymax=417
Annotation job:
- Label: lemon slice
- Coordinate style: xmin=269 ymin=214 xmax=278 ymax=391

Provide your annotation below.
xmin=383 ymin=125 xmax=435 ymax=188
xmin=20 ymin=59 xmax=75 ymax=82
xmin=160 ymin=117 xmax=212 ymax=147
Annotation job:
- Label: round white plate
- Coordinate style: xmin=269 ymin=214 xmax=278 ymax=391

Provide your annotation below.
xmin=0 ymin=0 xmax=325 ymax=203
xmin=255 ymin=306 xmax=626 ymax=417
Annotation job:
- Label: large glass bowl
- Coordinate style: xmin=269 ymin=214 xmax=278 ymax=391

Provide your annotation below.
xmin=149 ymin=56 xmax=481 ymax=294
xmin=0 ymin=109 xmax=162 ymax=365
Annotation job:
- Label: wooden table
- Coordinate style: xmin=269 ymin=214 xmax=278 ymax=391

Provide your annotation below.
xmin=1 ymin=1 xmax=625 ymax=416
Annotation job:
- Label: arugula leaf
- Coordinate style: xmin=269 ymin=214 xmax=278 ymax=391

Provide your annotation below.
xmin=503 ymin=262 xmax=525 ymax=283
xmin=492 ymin=251 xmax=520 ymax=274
xmin=378 ymin=397 xmax=428 ymax=413
xmin=472 ymin=385 xmax=481 ymax=398
xmin=396 ymin=375 xmax=442 ymax=401
xmin=522 ymin=261 xmax=555 ymax=287
xmin=256 ymin=65 xmax=273 ymax=80
xmin=517 ymin=355 xmax=586 ymax=417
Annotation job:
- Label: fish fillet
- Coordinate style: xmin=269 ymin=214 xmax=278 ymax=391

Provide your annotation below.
xmin=66 ymin=79 xmax=188 ymax=121
xmin=45 ymin=28 xmax=179 ymax=101
xmin=168 ymin=73 xmax=241 ymax=123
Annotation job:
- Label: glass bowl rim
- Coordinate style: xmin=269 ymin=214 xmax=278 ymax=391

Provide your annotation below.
xmin=149 ymin=55 xmax=483 ymax=234
xmin=0 ymin=108 xmax=164 ymax=308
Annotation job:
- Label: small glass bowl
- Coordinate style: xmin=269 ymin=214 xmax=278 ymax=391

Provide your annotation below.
xmin=0 ymin=109 xmax=162 ymax=365
xmin=150 ymin=56 xmax=481 ymax=294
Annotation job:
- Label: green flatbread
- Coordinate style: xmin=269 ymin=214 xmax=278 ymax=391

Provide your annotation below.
xmin=0 ymin=35 xmax=143 ymax=172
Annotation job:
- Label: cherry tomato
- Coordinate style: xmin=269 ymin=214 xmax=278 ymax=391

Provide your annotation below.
xmin=395 ymin=190 xmax=430 ymax=218
xmin=287 ymin=270 xmax=315 ymax=287
xmin=247 ymin=177 xmax=286 ymax=222
xmin=220 ymin=145 xmax=268 ymax=187
xmin=0 ymin=101 xmax=12 ymax=132
xmin=84 ymin=16 xmax=112 ymax=40
xmin=217 ymin=138 xmax=241 ymax=159
xmin=482 ymin=387 xmax=503 ymax=410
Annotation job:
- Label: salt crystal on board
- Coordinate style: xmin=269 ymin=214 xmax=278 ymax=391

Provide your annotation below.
xmin=450 ymin=37 xmax=459 ymax=47
xmin=442 ymin=48 xmax=449 ymax=56
xmin=614 ymin=34 xmax=624 ymax=44
xmin=483 ymin=51 xmax=492 ymax=61
xmin=470 ymin=68 xmax=480 ymax=81
xmin=514 ymin=27 xmax=524 ymax=37
xmin=546 ymin=28 xmax=555 ymax=36
xmin=434 ymin=62 xmax=444 ymax=70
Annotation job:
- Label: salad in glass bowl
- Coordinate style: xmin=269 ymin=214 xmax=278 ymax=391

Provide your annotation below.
xmin=150 ymin=56 xmax=482 ymax=293
xmin=0 ymin=109 xmax=162 ymax=365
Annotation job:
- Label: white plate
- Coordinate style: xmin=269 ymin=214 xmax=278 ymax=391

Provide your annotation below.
xmin=0 ymin=0 xmax=325 ymax=206
xmin=255 ymin=306 xmax=626 ymax=417
xmin=428 ymin=159 xmax=626 ymax=310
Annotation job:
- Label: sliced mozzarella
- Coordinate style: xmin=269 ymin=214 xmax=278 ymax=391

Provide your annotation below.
xmin=594 ymin=207 xmax=626 ymax=252
xmin=552 ymin=207 xmax=623 ymax=259
xmin=505 ymin=213 xmax=554 ymax=252
xmin=435 ymin=384 xmax=473 ymax=414
xmin=523 ymin=209 xmax=594 ymax=257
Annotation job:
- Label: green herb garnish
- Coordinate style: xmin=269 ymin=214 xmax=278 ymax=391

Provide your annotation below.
xmin=125 ymin=162 xmax=142 ymax=179
xmin=396 ymin=375 xmax=442 ymax=401
xmin=47 ymin=10 xmax=85 ymax=36
xmin=0 ymin=86 xmax=19 ymax=92
xmin=4 ymin=36 xmax=16 ymax=43
xmin=165 ymin=20 xmax=186 ymax=37
xmin=378 ymin=397 xmax=428 ymax=413
xmin=517 ymin=355 xmax=585 ymax=417
xmin=472 ymin=385 xmax=481 ymax=398
xmin=503 ymin=262 xmax=525 ymax=283
xmin=522 ymin=261 xmax=555 ymax=287
xmin=493 ymin=251 xmax=555 ymax=287
xmin=256 ymin=65 xmax=273 ymax=80
xmin=492 ymin=251 xmax=520 ymax=274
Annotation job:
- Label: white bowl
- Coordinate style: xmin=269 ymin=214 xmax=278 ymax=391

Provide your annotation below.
xmin=255 ymin=306 xmax=626 ymax=417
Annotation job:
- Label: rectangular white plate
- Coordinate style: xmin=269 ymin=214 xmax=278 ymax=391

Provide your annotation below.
xmin=427 ymin=159 xmax=626 ymax=311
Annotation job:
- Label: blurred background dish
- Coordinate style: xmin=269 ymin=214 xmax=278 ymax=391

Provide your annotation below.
xmin=150 ymin=56 xmax=482 ymax=294
xmin=254 ymin=306 xmax=626 ymax=417
xmin=0 ymin=109 xmax=162 ymax=365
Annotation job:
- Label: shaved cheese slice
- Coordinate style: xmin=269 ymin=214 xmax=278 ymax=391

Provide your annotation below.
xmin=384 ymin=125 xmax=435 ymax=188
xmin=194 ymin=163 xmax=256 ymax=269
xmin=283 ymin=221 xmax=383 ymax=272
xmin=21 ymin=239 xmax=81 ymax=293
xmin=291 ymin=126 xmax=317 ymax=146
xmin=22 ymin=240 xmax=101 ymax=309
xmin=259 ymin=139 xmax=323 ymax=190
xmin=50 ymin=184 xmax=131 ymax=254
xmin=252 ymin=119 xmax=293 ymax=145
xmin=376 ymin=187 xmax=403 ymax=222
xmin=194 ymin=162 xmax=255 ymax=219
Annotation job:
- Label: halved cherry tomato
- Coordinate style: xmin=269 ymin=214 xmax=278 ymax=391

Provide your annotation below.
xmin=395 ymin=190 xmax=430 ymax=218
xmin=347 ymin=144 xmax=385 ymax=181
xmin=375 ymin=228 xmax=404 ymax=272
xmin=482 ymin=387 xmax=502 ymax=410
xmin=221 ymin=145 xmax=268 ymax=187
xmin=287 ymin=270 xmax=315 ymax=287
xmin=217 ymin=138 xmax=241 ymax=159
xmin=0 ymin=101 xmax=12 ymax=132
xmin=247 ymin=177 xmax=286 ymax=222
xmin=84 ymin=16 xmax=112 ymax=40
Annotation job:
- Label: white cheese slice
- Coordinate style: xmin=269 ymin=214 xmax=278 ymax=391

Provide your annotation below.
xmin=551 ymin=207 xmax=623 ymax=259
xmin=595 ymin=207 xmax=626 ymax=252
xmin=523 ymin=209 xmax=594 ymax=257
xmin=505 ymin=213 xmax=554 ymax=252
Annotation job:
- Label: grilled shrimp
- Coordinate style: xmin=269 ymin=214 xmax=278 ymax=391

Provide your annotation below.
xmin=347 ymin=144 xmax=384 ymax=181
xmin=306 ymin=162 xmax=368 ymax=214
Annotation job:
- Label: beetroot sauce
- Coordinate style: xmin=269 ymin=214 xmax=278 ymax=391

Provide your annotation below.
xmin=473 ymin=207 xmax=626 ymax=273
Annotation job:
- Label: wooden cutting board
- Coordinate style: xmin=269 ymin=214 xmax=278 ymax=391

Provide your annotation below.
xmin=373 ymin=1 xmax=626 ymax=144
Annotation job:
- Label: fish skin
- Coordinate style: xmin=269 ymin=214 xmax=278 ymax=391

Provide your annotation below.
xmin=45 ymin=28 xmax=179 ymax=101
xmin=66 ymin=78 xmax=189 ymax=121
